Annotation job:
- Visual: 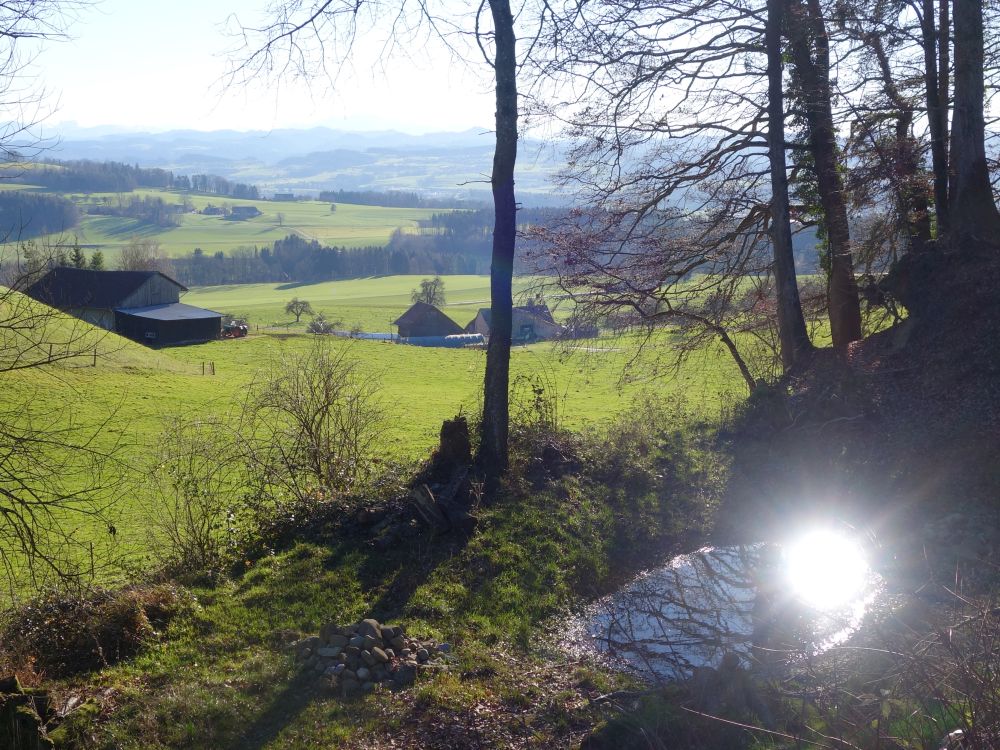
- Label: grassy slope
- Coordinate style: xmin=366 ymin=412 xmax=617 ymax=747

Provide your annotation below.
xmin=57 ymin=407 xmax=722 ymax=749
xmin=1 ymin=277 xmax=752 ymax=748
xmin=7 ymin=187 xmax=443 ymax=258
xmin=3 ymin=275 xmax=746 ymax=578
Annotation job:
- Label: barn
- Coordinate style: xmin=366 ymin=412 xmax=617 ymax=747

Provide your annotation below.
xmin=393 ymin=301 xmax=464 ymax=338
xmin=26 ymin=267 xmax=223 ymax=346
xmin=465 ymin=303 xmax=563 ymax=342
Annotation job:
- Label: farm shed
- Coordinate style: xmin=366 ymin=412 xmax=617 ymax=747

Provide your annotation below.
xmin=26 ymin=267 xmax=223 ymax=346
xmin=229 ymin=205 xmax=261 ymax=220
xmin=393 ymin=301 xmax=464 ymax=338
xmin=465 ymin=304 xmax=563 ymax=342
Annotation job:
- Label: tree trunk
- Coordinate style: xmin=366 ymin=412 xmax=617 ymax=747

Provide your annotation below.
xmin=787 ymin=0 xmax=863 ymax=349
xmin=948 ymin=0 xmax=1000 ymax=246
xmin=477 ymin=0 xmax=517 ymax=486
xmin=922 ymin=0 xmax=950 ymax=234
xmin=767 ymin=0 xmax=812 ymax=371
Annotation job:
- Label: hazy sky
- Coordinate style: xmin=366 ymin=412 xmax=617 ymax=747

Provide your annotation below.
xmin=32 ymin=0 xmax=497 ymax=135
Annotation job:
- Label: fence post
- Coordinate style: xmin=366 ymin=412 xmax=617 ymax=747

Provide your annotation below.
xmin=210 ymin=361 xmax=215 ymax=375
xmin=92 ymin=348 xmax=97 ymax=367
xmin=202 ymin=361 xmax=205 ymax=376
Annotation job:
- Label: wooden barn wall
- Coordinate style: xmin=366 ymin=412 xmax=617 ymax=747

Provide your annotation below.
xmin=118 ymin=276 xmax=182 ymax=309
xmin=69 ymin=307 xmax=115 ymax=330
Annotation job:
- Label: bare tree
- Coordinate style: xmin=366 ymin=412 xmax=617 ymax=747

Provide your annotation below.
xmin=117 ymin=237 xmax=163 ymax=272
xmin=284 ymin=296 xmax=314 ymax=322
xmin=228 ymin=0 xmax=541 ymax=485
xmin=410 ymin=276 xmax=446 ymax=307
xmin=0 ymin=257 xmax=125 ymax=597
xmin=785 ymin=0 xmax=863 ymax=349
xmin=767 ymin=0 xmax=812 ymax=370
xmin=238 ymin=341 xmax=385 ymax=502
xmin=0 ymin=2 xmax=132 ymax=597
xmin=949 ymin=0 xmax=1000 ymax=245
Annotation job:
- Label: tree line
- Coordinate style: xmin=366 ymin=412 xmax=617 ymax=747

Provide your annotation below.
xmin=8 ymin=159 xmax=260 ymax=199
xmin=318 ymin=189 xmax=483 ymax=209
xmin=0 ymin=191 xmax=79 ymax=240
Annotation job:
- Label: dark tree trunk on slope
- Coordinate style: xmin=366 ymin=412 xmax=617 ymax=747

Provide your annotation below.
xmin=948 ymin=0 xmax=1000 ymax=246
xmin=767 ymin=0 xmax=812 ymax=370
xmin=787 ymin=0 xmax=863 ymax=349
xmin=922 ymin=0 xmax=950 ymax=235
xmin=477 ymin=0 xmax=517 ymax=486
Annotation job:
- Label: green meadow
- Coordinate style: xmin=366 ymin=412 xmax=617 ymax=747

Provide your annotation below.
xmin=3 ymin=275 xmax=747 ymax=580
xmin=6 ymin=186 xmax=443 ymax=259
xmin=184 ymin=275 xmax=543 ymax=331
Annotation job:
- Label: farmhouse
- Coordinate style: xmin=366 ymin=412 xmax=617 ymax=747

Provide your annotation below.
xmin=26 ymin=267 xmax=223 ymax=346
xmin=466 ymin=303 xmax=563 ymax=342
xmin=229 ymin=205 xmax=261 ymax=220
xmin=393 ymin=301 xmax=464 ymax=338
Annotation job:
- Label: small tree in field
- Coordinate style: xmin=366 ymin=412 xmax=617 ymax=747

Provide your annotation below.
xmin=411 ymin=276 xmax=446 ymax=307
xmin=285 ymin=297 xmax=313 ymax=323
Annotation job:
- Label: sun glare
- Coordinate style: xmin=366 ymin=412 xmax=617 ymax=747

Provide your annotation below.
xmin=783 ymin=529 xmax=869 ymax=610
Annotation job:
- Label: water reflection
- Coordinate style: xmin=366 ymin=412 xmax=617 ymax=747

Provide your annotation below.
xmin=567 ymin=542 xmax=880 ymax=682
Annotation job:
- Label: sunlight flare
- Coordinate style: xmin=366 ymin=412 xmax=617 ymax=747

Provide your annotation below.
xmin=783 ymin=529 xmax=869 ymax=610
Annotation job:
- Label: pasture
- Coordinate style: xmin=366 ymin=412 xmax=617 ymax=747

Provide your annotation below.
xmin=184 ymin=274 xmax=546 ymax=331
xmin=5 ymin=186 xmax=443 ymax=258
xmin=2 ymin=274 xmax=747 ymax=582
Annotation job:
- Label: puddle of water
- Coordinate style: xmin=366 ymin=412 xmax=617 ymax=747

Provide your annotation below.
xmin=565 ymin=544 xmax=881 ymax=682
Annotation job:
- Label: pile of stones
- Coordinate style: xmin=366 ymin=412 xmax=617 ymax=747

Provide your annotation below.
xmin=293 ymin=618 xmax=452 ymax=697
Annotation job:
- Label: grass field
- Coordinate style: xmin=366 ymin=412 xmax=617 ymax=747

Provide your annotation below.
xmin=2 ymin=275 xmax=747 ymax=587
xmin=184 ymin=275 xmax=546 ymax=331
xmin=4 ymin=186 xmax=444 ymax=259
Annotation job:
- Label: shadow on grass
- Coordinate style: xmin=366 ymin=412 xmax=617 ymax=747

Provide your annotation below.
xmin=275 ymin=280 xmax=328 ymax=290
xmin=229 ymin=669 xmax=327 ymax=750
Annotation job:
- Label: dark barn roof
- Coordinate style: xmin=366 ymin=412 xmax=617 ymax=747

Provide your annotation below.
xmin=393 ymin=301 xmax=463 ymax=337
xmin=115 ymin=303 xmax=222 ymax=321
xmin=26 ymin=267 xmax=187 ymax=309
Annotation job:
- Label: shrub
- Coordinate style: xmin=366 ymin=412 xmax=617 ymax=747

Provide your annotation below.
xmin=0 ymin=584 xmax=187 ymax=678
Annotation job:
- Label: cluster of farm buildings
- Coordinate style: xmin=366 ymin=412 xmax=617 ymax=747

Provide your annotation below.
xmin=25 ymin=268 xmax=570 ymax=348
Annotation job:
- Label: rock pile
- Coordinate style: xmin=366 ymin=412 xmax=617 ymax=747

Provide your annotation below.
xmin=294 ymin=618 xmax=452 ymax=697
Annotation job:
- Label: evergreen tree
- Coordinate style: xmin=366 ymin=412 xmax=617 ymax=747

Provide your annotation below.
xmin=70 ymin=245 xmax=86 ymax=268
xmin=89 ymin=250 xmax=105 ymax=271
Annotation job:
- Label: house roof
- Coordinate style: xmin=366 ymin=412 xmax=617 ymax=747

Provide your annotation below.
xmin=26 ymin=267 xmax=187 ymax=309
xmin=115 ymin=302 xmax=222 ymax=321
xmin=393 ymin=301 xmax=446 ymax=326
xmin=393 ymin=301 xmax=464 ymax=336
xmin=471 ymin=303 xmax=556 ymax=328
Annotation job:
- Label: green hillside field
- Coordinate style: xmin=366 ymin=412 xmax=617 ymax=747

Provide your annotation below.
xmin=184 ymin=274 xmax=543 ymax=331
xmin=2 ymin=185 xmax=444 ymax=259
xmin=2 ymin=275 xmax=749 ymax=584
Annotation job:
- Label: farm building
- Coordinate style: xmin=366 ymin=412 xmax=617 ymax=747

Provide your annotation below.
xmin=465 ymin=304 xmax=563 ymax=342
xmin=229 ymin=205 xmax=261 ymax=220
xmin=26 ymin=267 xmax=223 ymax=346
xmin=393 ymin=301 xmax=464 ymax=338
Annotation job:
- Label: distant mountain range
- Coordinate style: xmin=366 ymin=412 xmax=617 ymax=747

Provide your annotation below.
xmin=44 ymin=126 xmax=568 ymax=206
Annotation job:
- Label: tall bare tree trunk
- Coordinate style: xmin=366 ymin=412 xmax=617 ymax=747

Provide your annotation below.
xmin=787 ymin=0 xmax=863 ymax=349
xmin=767 ymin=0 xmax=812 ymax=371
xmin=922 ymin=0 xmax=950 ymax=234
xmin=477 ymin=0 xmax=517 ymax=485
xmin=948 ymin=0 xmax=1000 ymax=246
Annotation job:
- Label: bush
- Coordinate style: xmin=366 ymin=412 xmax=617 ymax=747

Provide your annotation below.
xmin=0 ymin=584 xmax=187 ymax=678
xmin=239 ymin=340 xmax=385 ymax=503
xmin=143 ymin=417 xmax=241 ymax=580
